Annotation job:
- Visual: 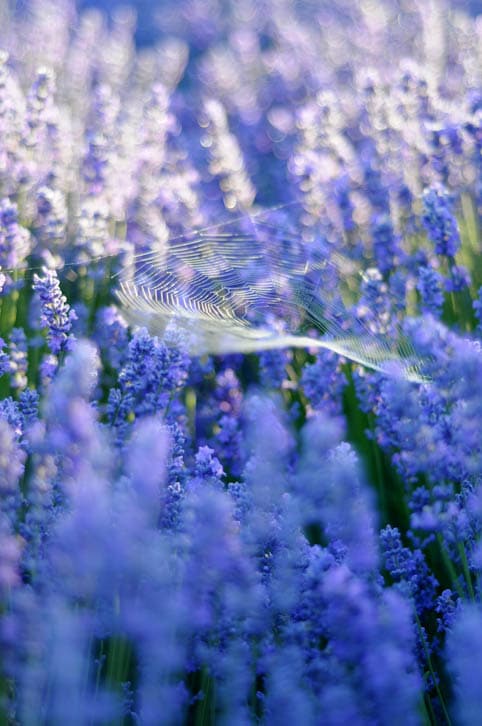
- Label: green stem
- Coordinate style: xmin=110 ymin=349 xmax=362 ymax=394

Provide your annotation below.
xmin=185 ymin=387 xmax=197 ymax=443
xmin=196 ymin=668 xmax=215 ymax=726
xmin=436 ymin=535 xmax=465 ymax=599
xmin=457 ymin=542 xmax=476 ymax=601
xmin=423 ymin=688 xmax=436 ymax=726
xmin=95 ymin=640 xmax=105 ymax=695
xmin=370 ymin=424 xmax=387 ymax=522
xmin=415 ymin=613 xmax=452 ymax=726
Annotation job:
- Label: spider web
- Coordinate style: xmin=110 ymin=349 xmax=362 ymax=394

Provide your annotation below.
xmin=115 ymin=202 xmax=425 ymax=381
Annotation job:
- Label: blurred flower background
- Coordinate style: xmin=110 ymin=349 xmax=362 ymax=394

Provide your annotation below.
xmin=0 ymin=0 xmax=481 ymax=723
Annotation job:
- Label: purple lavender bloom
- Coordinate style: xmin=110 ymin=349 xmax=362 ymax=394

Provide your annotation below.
xmin=0 ymin=418 xmax=25 ymax=606
xmin=435 ymin=589 xmax=459 ymax=635
xmin=15 ymin=600 xmax=118 ymax=725
xmin=362 ymin=159 xmax=389 ymax=214
xmin=447 ymin=604 xmax=482 ymax=725
xmin=193 ymin=445 xmax=225 ymax=489
xmin=352 ymin=368 xmax=381 ymax=414
xmin=380 ymin=525 xmax=438 ymax=616
xmin=214 ymin=367 xmax=243 ymax=415
xmin=200 ymin=367 xmax=244 ymax=476
xmin=0 ymin=1 xmax=479 ymax=722
xmin=39 ymin=353 xmax=59 ymax=387
xmin=465 ymin=109 xmax=482 ymax=211
xmin=0 ymin=397 xmax=22 ymax=438
xmin=371 ymin=214 xmax=401 ymax=276
xmin=42 ymin=340 xmax=107 ymax=486
xmin=473 ymin=287 xmax=482 ymax=332
xmin=94 ymin=305 xmax=129 ymax=370
xmin=125 ymin=417 xmax=169 ymax=525
xmin=422 ymin=185 xmax=461 ymax=258
xmin=389 ymin=270 xmax=409 ymax=313
xmin=297 ymin=415 xmax=377 ymax=574
xmin=108 ymin=327 xmax=190 ymax=441
xmin=320 ymin=565 xmax=421 ymax=725
xmin=216 ymin=414 xmax=244 ymax=477
xmin=262 ymin=646 xmax=316 ymax=725
xmin=300 ymin=350 xmax=347 ymax=418
xmin=332 ymin=173 xmax=355 ymax=233
xmin=0 ymin=337 xmax=9 ymax=377
xmin=428 ymin=124 xmax=458 ymax=185
xmin=18 ymin=388 xmax=39 ymax=429
xmin=445 ymin=264 xmax=470 ymax=293
xmin=258 ymin=348 xmax=291 ymax=390
xmin=181 ymin=484 xmax=259 ymax=633
xmin=157 ymin=420 xmax=187 ymax=531
xmin=355 ymin=267 xmax=399 ymax=339
xmin=32 ymin=267 xmax=76 ymax=356
xmin=0 ymin=513 xmax=22 ymax=595
xmin=393 ymin=316 xmax=482 ymax=487
xmin=417 ymin=265 xmax=444 ymax=316
xmin=0 ymin=418 xmax=26 ymax=524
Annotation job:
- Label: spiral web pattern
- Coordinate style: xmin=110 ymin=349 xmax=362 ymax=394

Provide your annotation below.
xmin=115 ymin=204 xmax=425 ymax=381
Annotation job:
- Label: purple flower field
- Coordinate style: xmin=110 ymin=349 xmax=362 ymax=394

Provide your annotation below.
xmin=0 ymin=0 xmax=481 ymax=723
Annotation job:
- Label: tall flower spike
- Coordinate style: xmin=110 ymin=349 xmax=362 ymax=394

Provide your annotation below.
xmin=35 ymin=186 xmax=67 ymax=251
xmin=0 ymin=50 xmax=11 ymax=177
xmin=417 ymin=265 xmax=444 ymax=317
xmin=82 ymin=83 xmax=120 ymax=198
xmin=201 ymin=97 xmax=256 ymax=211
xmin=32 ymin=267 xmax=76 ymax=356
xmin=0 ymin=198 xmax=31 ymax=271
xmin=422 ymin=184 xmax=461 ymax=257
xmin=23 ymin=67 xmax=55 ymax=150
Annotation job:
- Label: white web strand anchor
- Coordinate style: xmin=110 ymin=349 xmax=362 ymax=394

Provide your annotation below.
xmin=114 ymin=203 xmax=426 ymax=383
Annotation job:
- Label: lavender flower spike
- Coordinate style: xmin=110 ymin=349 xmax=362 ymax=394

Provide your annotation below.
xmin=32 ymin=267 xmax=76 ymax=356
xmin=422 ymin=185 xmax=461 ymax=258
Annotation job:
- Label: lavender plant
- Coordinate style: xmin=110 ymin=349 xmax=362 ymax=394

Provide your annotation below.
xmin=0 ymin=0 xmax=480 ymax=724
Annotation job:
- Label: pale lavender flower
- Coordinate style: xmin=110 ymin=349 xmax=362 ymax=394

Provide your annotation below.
xmin=35 ymin=186 xmax=67 ymax=250
xmin=23 ymin=67 xmax=55 ymax=151
xmin=82 ymin=83 xmax=120 ymax=198
xmin=8 ymin=328 xmax=28 ymax=390
xmin=201 ymin=98 xmax=255 ymax=211
xmin=32 ymin=267 xmax=76 ymax=356
xmin=0 ymin=197 xmax=31 ymax=272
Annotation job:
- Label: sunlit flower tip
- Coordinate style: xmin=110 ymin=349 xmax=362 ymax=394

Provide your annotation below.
xmin=32 ymin=267 xmax=77 ymax=356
